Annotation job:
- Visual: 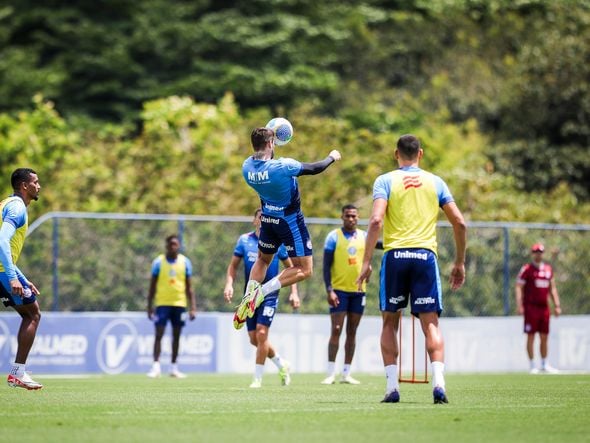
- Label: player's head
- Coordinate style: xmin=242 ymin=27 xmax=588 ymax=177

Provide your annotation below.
xmin=252 ymin=208 xmax=262 ymax=228
xmin=531 ymin=243 xmax=544 ymax=263
xmin=341 ymin=204 xmax=359 ymax=230
xmin=165 ymin=234 xmax=181 ymax=256
xmin=251 ymin=127 xmax=275 ymax=151
xmin=396 ymin=134 xmax=423 ymax=161
xmin=11 ymin=168 xmax=40 ymax=201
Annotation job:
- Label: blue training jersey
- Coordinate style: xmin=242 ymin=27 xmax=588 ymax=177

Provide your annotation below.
xmin=242 ymin=156 xmax=303 ymax=217
xmin=233 ymin=231 xmax=288 ymax=284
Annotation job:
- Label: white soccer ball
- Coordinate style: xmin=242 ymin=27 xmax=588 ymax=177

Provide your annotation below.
xmin=266 ymin=117 xmax=293 ymax=146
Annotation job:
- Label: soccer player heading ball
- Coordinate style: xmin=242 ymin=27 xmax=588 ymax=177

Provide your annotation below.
xmin=234 ymin=125 xmax=341 ymax=326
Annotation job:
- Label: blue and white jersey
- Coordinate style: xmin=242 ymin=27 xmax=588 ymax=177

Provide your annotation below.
xmin=242 ymin=156 xmax=303 ymax=217
xmin=233 ymin=231 xmax=288 ymax=284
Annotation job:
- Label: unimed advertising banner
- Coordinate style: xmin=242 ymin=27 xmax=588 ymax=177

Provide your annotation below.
xmin=0 ymin=313 xmax=217 ymax=374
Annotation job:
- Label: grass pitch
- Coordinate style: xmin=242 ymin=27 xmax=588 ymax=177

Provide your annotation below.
xmin=2 ymin=373 xmax=588 ymax=443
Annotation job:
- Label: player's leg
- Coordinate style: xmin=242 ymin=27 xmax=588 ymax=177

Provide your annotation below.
xmin=322 ymin=310 xmax=345 ymax=384
xmin=380 ymin=310 xmax=401 ymax=402
xmin=538 ymin=309 xmax=557 ymax=372
xmin=341 ymin=312 xmax=362 ymax=384
xmin=8 ymin=300 xmax=43 ymax=390
xmin=148 ymin=306 xmax=167 ymax=377
xmin=418 ymin=312 xmax=448 ymax=404
xmin=169 ymin=307 xmax=187 ymax=378
xmin=526 ymin=332 xmax=536 ymax=371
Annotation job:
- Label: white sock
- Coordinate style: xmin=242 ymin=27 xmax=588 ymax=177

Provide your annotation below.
xmin=171 ymin=363 xmax=179 ymax=372
xmin=255 ymin=364 xmax=265 ymax=380
xmin=342 ymin=364 xmax=351 ymax=377
xmin=327 ymin=361 xmax=336 ymax=376
xmin=541 ymin=358 xmax=547 ymax=369
xmin=431 ymin=361 xmax=445 ymax=390
xmin=385 ymin=364 xmax=399 ymax=393
xmin=10 ymin=363 xmax=25 ymax=377
xmin=261 ymin=277 xmax=281 ymax=296
xmin=529 ymin=359 xmax=536 ymax=370
xmin=271 ymin=355 xmax=284 ymax=369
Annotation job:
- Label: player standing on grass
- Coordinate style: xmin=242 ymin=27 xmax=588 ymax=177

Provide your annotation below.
xmin=357 ymin=134 xmax=466 ymax=404
xmin=0 ymin=168 xmax=43 ymax=390
xmin=321 ymin=204 xmax=378 ymax=385
xmin=516 ymin=243 xmax=561 ymax=374
xmin=224 ymin=208 xmax=300 ymax=388
xmin=234 ymin=126 xmax=341 ymax=324
xmin=146 ymin=234 xmax=196 ymax=378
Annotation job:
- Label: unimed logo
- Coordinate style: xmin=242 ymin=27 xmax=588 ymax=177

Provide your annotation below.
xmin=96 ymin=319 xmax=138 ymax=374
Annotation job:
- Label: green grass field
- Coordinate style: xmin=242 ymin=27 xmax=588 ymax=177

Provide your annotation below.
xmin=3 ymin=373 xmax=589 ymax=443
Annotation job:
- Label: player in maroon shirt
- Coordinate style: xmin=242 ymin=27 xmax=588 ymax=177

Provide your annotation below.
xmin=515 ymin=243 xmax=562 ymax=374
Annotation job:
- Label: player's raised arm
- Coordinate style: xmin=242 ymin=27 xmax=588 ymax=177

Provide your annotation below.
xmin=298 ymin=150 xmax=341 ymax=176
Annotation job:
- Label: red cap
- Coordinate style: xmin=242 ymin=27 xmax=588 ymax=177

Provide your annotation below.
xmin=531 ymin=243 xmax=545 ymax=253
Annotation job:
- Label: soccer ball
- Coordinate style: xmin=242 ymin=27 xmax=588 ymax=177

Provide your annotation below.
xmin=266 ymin=117 xmax=293 ymax=146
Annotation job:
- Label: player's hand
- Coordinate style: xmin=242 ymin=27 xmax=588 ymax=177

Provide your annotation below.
xmin=147 ymin=308 xmax=154 ymax=320
xmin=554 ymin=306 xmax=561 ymax=317
xmin=27 ymin=281 xmax=40 ymax=296
xmin=9 ymin=278 xmax=24 ymax=297
xmin=517 ymin=304 xmax=524 ymax=315
xmin=329 ymin=150 xmax=341 ymax=161
xmin=189 ymin=309 xmax=197 ymax=321
xmin=327 ymin=290 xmax=339 ymax=308
xmin=449 ymin=263 xmax=465 ymax=291
xmin=289 ymin=293 xmax=300 ymax=310
xmin=356 ymin=263 xmax=372 ymax=291
xmin=223 ymin=285 xmax=233 ymax=303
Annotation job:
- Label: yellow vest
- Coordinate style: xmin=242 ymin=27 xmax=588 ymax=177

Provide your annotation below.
xmin=0 ymin=196 xmax=27 ymax=273
xmin=383 ymin=170 xmax=439 ymax=254
xmin=331 ymin=228 xmax=366 ymax=292
xmin=155 ymin=254 xmax=188 ymax=307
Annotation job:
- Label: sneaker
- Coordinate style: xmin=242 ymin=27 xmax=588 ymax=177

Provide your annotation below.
xmin=541 ymin=365 xmax=559 ymax=374
xmin=146 ymin=365 xmax=161 ymax=378
xmin=234 ymin=281 xmax=261 ymax=324
xmin=279 ymin=362 xmax=291 ymax=386
xmin=340 ymin=375 xmax=361 ymax=385
xmin=530 ymin=368 xmax=540 ymax=374
xmin=249 ymin=379 xmax=262 ymax=388
xmin=321 ymin=374 xmax=336 ymax=385
xmin=246 ymin=282 xmax=264 ymax=318
xmin=433 ymin=386 xmax=449 ymax=404
xmin=381 ymin=390 xmax=400 ymax=403
xmin=233 ymin=312 xmax=246 ymax=330
xmin=7 ymin=372 xmax=43 ymax=390
xmin=170 ymin=369 xmax=187 ymax=379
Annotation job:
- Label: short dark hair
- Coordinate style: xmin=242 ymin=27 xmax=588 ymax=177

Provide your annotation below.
xmin=341 ymin=204 xmax=358 ymax=213
xmin=251 ymin=127 xmax=274 ymax=151
xmin=397 ymin=134 xmax=421 ymax=160
xmin=166 ymin=234 xmax=180 ymax=244
xmin=11 ymin=168 xmax=36 ymax=190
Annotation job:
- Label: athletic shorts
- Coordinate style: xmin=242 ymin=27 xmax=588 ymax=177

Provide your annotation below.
xmin=0 ymin=272 xmax=37 ymax=307
xmin=153 ymin=306 xmax=186 ymax=328
xmin=329 ymin=290 xmax=365 ymax=315
xmin=258 ymin=212 xmax=312 ymax=257
xmin=524 ymin=305 xmax=550 ymax=334
xmin=246 ymin=292 xmax=279 ymax=331
xmin=379 ymin=248 xmax=442 ymax=315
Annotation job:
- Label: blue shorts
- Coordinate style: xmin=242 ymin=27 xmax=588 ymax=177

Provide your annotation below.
xmin=259 ymin=212 xmax=312 ymax=257
xmin=0 ymin=273 xmax=37 ymax=307
xmin=329 ymin=290 xmax=365 ymax=315
xmin=246 ymin=292 xmax=279 ymax=331
xmin=379 ymin=249 xmax=443 ymax=316
xmin=153 ymin=306 xmax=186 ymax=328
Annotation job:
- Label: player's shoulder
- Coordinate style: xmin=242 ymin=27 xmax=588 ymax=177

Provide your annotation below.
xmin=2 ymin=196 xmax=26 ymax=212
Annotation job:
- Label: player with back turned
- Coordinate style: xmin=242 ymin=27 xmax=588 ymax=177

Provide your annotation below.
xmin=234 ymin=126 xmax=341 ymax=325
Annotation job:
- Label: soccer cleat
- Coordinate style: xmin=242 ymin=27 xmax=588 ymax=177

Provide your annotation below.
xmin=233 ymin=312 xmax=246 ymax=330
xmin=249 ymin=379 xmax=262 ymax=389
xmin=529 ymin=368 xmax=540 ymax=375
xmin=279 ymin=362 xmax=291 ymax=386
xmin=246 ymin=282 xmax=264 ymax=318
xmin=321 ymin=374 xmax=336 ymax=385
xmin=234 ymin=281 xmax=261 ymax=324
xmin=146 ymin=365 xmax=161 ymax=378
xmin=433 ymin=386 xmax=449 ymax=404
xmin=340 ymin=375 xmax=361 ymax=385
xmin=7 ymin=372 xmax=43 ymax=390
xmin=541 ymin=365 xmax=559 ymax=374
xmin=169 ymin=369 xmax=187 ymax=379
xmin=381 ymin=390 xmax=400 ymax=403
